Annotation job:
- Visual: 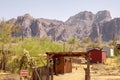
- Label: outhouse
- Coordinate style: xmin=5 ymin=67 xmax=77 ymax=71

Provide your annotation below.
xmin=53 ymin=56 xmax=72 ymax=74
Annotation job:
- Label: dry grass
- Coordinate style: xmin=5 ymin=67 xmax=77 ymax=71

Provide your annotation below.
xmin=105 ymin=58 xmax=117 ymax=66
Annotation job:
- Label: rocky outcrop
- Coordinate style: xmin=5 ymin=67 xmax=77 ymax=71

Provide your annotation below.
xmin=101 ymin=18 xmax=120 ymax=41
xmin=63 ymin=11 xmax=95 ymax=40
xmin=94 ymin=10 xmax=112 ymax=23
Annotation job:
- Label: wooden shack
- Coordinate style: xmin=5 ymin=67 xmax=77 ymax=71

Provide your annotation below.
xmin=88 ymin=48 xmax=106 ymax=64
xmin=46 ymin=52 xmax=91 ymax=80
xmin=53 ymin=56 xmax=72 ymax=74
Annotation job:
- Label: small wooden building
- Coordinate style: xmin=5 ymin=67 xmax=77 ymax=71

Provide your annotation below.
xmin=53 ymin=56 xmax=72 ymax=74
xmin=46 ymin=52 xmax=88 ymax=74
xmin=46 ymin=52 xmax=91 ymax=80
xmin=88 ymin=48 xmax=106 ymax=63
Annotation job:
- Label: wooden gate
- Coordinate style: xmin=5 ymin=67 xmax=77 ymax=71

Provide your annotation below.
xmin=32 ymin=66 xmax=49 ymax=80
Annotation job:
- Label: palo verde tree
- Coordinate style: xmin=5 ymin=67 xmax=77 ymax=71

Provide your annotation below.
xmin=0 ymin=20 xmax=13 ymax=71
xmin=11 ymin=37 xmax=63 ymax=72
xmin=0 ymin=20 xmax=20 ymax=72
xmin=67 ymin=37 xmax=79 ymax=51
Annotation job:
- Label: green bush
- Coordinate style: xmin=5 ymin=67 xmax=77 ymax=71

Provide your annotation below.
xmin=11 ymin=38 xmax=63 ymax=68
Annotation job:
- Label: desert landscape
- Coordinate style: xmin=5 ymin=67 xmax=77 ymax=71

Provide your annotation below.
xmin=0 ymin=0 xmax=120 ymax=80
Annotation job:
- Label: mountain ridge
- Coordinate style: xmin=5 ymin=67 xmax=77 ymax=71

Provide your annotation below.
xmin=7 ymin=10 xmax=120 ymax=41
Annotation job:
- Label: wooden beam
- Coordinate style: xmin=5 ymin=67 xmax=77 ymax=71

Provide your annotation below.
xmin=46 ymin=52 xmax=88 ymax=57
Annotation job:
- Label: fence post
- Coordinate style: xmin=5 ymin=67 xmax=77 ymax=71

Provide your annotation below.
xmin=47 ymin=55 xmax=50 ymax=80
xmin=50 ymin=59 xmax=54 ymax=80
xmin=86 ymin=53 xmax=90 ymax=80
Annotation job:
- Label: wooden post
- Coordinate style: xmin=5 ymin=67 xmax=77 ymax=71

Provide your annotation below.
xmin=63 ymin=42 xmax=65 ymax=52
xmin=86 ymin=53 xmax=90 ymax=80
xmin=50 ymin=59 xmax=54 ymax=80
xmin=47 ymin=55 xmax=50 ymax=80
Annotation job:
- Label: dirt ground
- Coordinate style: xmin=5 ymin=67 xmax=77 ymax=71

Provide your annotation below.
xmin=53 ymin=64 xmax=120 ymax=80
xmin=54 ymin=67 xmax=85 ymax=80
xmin=0 ymin=64 xmax=120 ymax=80
xmin=0 ymin=73 xmax=20 ymax=80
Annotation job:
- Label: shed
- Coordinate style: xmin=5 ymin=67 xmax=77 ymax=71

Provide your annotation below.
xmin=88 ymin=48 xmax=106 ymax=63
xmin=53 ymin=56 xmax=72 ymax=74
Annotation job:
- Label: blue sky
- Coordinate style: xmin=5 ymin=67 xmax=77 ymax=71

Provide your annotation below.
xmin=0 ymin=0 xmax=120 ymax=21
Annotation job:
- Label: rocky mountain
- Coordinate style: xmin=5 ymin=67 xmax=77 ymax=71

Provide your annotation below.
xmin=7 ymin=10 xmax=120 ymax=41
xmin=8 ymin=13 xmax=63 ymax=38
